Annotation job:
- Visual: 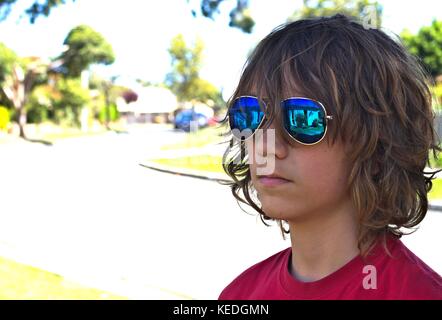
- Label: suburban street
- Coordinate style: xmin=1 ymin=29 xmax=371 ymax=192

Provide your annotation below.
xmin=0 ymin=125 xmax=440 ymax=299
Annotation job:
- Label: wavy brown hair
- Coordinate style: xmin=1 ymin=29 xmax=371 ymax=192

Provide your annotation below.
xmin=217 ymin=14 xmax=442 ymax=256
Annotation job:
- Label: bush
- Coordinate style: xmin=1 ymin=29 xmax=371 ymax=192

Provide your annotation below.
xmin=98 ymin=103 xmax=119 ymax=123
xmin=53 ymin=79 xmax=91 ymax=127
xmin=433 ymin=83 xmax=442 ymax=113
xmin=27 ymin=104 xmax=49 ymax=124
xmin=0 ymin=106 xmax=10 ymax=131
xmin=25 ymin=85 xmax=53 ymax=124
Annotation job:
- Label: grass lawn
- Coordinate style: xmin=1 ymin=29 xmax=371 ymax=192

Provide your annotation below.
xmin=151 ymin=155 xmax=224 ymax=173
xmin=0 ymin=257 xmax=126 ymax=300
xmin=41 ymin=129 xmax=108 ymax=142
xmin=25 ymin=122 xmax=128 ymax=143
xmin=429 ymin=178 xmax=442 ymax=200
xmin=151 ymin=156 xmax=442 ymax=201
xmin=0 ymin=129 xmax=110 ymax=145
xmin=429 ymin=152 xmax=442 ymax=169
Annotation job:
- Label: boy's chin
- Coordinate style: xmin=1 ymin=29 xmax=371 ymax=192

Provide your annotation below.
xmin=261 ymin=201 xmax=312 ymax=223
xmin=261 ymin=204 xmax=299 ymax=221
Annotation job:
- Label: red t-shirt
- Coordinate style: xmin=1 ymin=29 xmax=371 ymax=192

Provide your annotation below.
xmin=219 ymin=236 xmax=442 ymax=300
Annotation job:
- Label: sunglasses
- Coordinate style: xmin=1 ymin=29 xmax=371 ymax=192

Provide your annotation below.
xmin=228 ymin=95 xmax=333 ymax=145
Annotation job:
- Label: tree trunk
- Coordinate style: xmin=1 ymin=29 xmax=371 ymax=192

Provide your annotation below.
xmin=17 ymin=103 xmax=27 ymax=139
xmin=104 ymin=84 xmax=110 ymax=130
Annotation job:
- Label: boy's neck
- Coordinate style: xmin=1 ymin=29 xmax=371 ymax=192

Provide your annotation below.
xmin=288 ymin=199 xmax=360 ymax=282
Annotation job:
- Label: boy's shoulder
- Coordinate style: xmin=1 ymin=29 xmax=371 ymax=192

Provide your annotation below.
xmin=382 ymin=239 xmax=442 ymax=299
xmin=218 ymin=238 xmax=442 ymax=300
xmin=218 ymin=247 xmax=291 ymax=300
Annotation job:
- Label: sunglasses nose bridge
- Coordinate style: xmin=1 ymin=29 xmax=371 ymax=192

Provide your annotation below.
xmin=260 ymin=112 xmax=293 ymax=147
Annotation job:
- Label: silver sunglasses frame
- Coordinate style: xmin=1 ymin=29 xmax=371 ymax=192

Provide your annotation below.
xmin=229 ymin=95 xmax=333 ymax=146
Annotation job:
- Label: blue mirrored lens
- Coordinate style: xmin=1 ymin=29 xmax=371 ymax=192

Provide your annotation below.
xmin=228 ymin=96 xmax=265 ymax=139
xmin=281 ymin=98 xmax=326 ymax=144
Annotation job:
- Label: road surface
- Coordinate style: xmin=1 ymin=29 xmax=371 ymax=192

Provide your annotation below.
xmin=0 ymin=126 xmax=440 ymax=299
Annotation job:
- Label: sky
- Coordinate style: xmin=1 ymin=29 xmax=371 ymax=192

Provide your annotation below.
xmin=0 ymin=0 xmax=442 ymax=100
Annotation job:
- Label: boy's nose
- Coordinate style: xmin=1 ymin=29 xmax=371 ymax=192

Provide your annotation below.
xmin=251 ymin=118 xmax=289 ymax=159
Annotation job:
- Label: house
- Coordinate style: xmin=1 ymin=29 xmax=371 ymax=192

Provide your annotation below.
xmin=116 ymin=86 xmax=178 ymax=123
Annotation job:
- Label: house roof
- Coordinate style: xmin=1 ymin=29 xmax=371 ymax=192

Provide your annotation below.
xmin=117 ymin=86 xmax=178 ymax=113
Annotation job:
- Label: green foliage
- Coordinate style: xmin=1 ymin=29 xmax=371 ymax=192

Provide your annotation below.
xmin=55 ymin=79 xmax=89 ymax=108
xmin=228 ymin=0 xmax=254 ymax=33
xmin=0 ymin=0 xmax=19 ymax=22
xmin=433 ymin=83 xmax=442 ymax=113
xmin=401 ymin=20 xmax=442 ymax=78
xmin=198 ymin=0 xmax=254 ymax=33
xmin=165 ymin=34 xmax=223 ymax=105
xmin=58 ymin=25 xmax=115 ymax=78
xmin=165 ymin=34 xmax=203 ymax=102
xmin=429 ymin=148 xmax=442 ymax=169
xmin=200 ymin=0 xmax=223 ymax=18
xmin=189 ymin=78 xmax=224 ymax=106
xmin=290 ymin=0 xmax=383 ymax=27
xmin=98 ymin=103 xmax=119 ymax=124
xmin=24 ymin=84 xmax=59 ymax=124
xmin=428 ymin=178 xmax=442 ymax=200
xmin=0 ymin=52 xmax=49 ymax=131
xmin=0 ymin=0 xmax=74 ymax=24
xmin=0 ymin=42 xmax=17 ymax=83
xmin=152 ymin=155 xmax=224 ymax=174
xmin=435 ymin=83 xmax=442 ymax=97
xmin=0 ymin=256 xmax=125 ymax=299
xmin=0 ymin=0 xmax=251 ymax=33
xmin=26 ymin=103 xmax=49 ymax=124
xmin=52 ymin=78 xmax=90 ymax=127
xmin=0 ymin=105 xmax=9 ymax=130
xmin=89 ymin=74 xmax=126 ymax=105
xmin=25 ymin=0 xmax=74 ymax=23
xmin=109 ymin=85 xmax=131 ymax=105
xmin=0 ymin=90 xmax=12 ymax=109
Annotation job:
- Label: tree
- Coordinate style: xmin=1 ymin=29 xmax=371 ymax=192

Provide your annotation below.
xmin=0 ymin=43 xmax=17 ymax=120
xmin=2 ymin=62 xmax=43 ymax=138
xmin=189 ymin=78 xmax=224 ymax=106
xmin=165 ymin=34 xmax=204 ymax=103
xmin=289 ymin=0 xmax=383 ymax=28
xmin=121 ymin=89 xmax=138 ymax=104
xmin=89 ymin=74 xmax=127 ymax=129
xmin=194 ymin=0 xmax=254 ymax=33
xmin=165 ymin=34 xmax=223 ymax=106
xmin=97 ymin=76 xmax=118 ymax=130
xmin=1 ymin=0 xmax=253 ymax=32
xmin=195 ymin=0 xmax=384 ymax=33
xmin=26 ymin=83 xmax=58 ymax=124
xmin=51 ymin=78 xmax=90 ymax=127
xmin=0 ymin=42 xmax=17 ymax=83
xmin=0 ymin=0 xmax=74 ymax=23
xmin=4 ymin=0 xmax=381 ymax=34
xmin=401 ymin=20 xmax=442 ymax=79
xmin=0 ymin=44 xmax=47 ymax=138
xmin=57 ymin=25 xmax=115 ymax=78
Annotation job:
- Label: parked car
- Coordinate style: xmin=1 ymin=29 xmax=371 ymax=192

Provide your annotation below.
xmin=173 ymin=109 xmax=209 ymax=131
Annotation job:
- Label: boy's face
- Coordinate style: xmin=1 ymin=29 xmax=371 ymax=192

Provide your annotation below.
xmin=247 ymin=118 xmax=354 ymax=223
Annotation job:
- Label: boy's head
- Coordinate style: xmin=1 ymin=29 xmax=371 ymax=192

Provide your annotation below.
xmin=221 ymin=14 xmax=441 ymax=254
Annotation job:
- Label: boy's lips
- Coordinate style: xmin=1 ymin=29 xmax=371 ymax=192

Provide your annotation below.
xmin=257 ymin=173 xmax=292 ymax=186
xmin=257 ymin=172 xmax=291 ymax=180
